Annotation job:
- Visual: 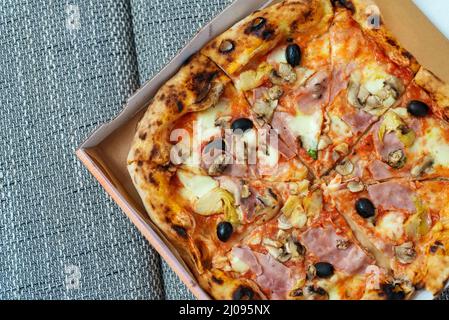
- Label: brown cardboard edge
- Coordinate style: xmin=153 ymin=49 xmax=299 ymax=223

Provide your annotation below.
xmin=75 ymin=148 xmax=211 ymax=300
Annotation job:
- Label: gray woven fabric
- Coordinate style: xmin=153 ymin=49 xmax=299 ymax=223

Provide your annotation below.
xmin=130 ymin=0 xmax=233 ymax=300
xmin=0 ymin=0 xmax=164 ymax=299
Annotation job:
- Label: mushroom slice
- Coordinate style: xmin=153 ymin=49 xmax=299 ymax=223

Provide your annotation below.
xmin=268 ymin=85 xmax=283 ymax=100
xmin=347 ymin=79 xmax=364 ymax=109
xmin=387 ymin=149 xmax=406 ymax=169
xmin=394 ymin=242 xmax=417 ymax=264
xmin=347 ymin=181 xmax=364 ymax=193
xmin=278 ymin=63 xmax=297 ymax=83
xmin=336 ymin=159 xmax=354 ymax=176
xmin=255 ymin=189 xmax=281 ymax=223
xmin=208 ymin=154 xmax=230 ymax=176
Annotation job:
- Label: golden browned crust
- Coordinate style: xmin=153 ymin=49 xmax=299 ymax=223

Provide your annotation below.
xmin=128 ymin=162 xmax=205 ymax=273
xmin=201 ymin=0 xmax=334 ymax=76
xmin=198 ymin=269 xmax=266 ymax=300
xmin=333 ymin=0 xmax=420 ymax=74
xmin=415 ymin=67 xmax=449 ymax=120
xmin=127 ymin=53 xmax=230 ymax=165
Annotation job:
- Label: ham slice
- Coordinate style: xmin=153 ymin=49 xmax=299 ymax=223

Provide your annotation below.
xmin=342 ymin=110 xmax=375 ymax=134
xmin=295 ymin=70 xmax=330 ymax=115
xmin=367 ymin=182 xmax=416 ymax=213
xmin=368 ymin=160 xmax=394 ymax=180
xmin=231 ymin=246 xmax=294 ymax=299
xmin=270 ymin=112 xmax=298 ymax=159
xmin=301 ymin=226 xmax=372 ymax=274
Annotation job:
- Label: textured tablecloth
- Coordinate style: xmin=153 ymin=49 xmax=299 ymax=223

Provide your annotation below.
xmin=0 ymin=0 xmax=447 ymax=300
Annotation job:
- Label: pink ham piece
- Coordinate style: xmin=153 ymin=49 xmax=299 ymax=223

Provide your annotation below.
xmin=368 ymin=160 xmax=394 ymax=180
xmin=342 ymin=110 xmax=375 ymax=134
xmin=231 ymin=246 xmax=295 ymax=299
xmin=367 ymin=182 xmax=416 ymax=213
xmin=301 ymin=226 xmax=372 ymax=274
xmin=295 ymin=70 xmax=329 ymax=115
xmin=270 ymin=112 xmax=298 ymax=159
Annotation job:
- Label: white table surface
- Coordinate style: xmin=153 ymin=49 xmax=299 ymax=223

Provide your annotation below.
xmin=413 ymin=0 xmax=449 ymax=39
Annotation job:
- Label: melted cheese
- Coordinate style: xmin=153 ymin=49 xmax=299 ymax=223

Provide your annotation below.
xmin=287 ymin=110 xmax=322 ymax=151
xmin=177 ymin=170 xmax=218 ymax=202
xmin=182 ymin=99 xmax=228 ymax=167
xmin=376 ymin=212 xmax=404 ymax=241
xmin=267 ymin=45 xmax=287 ymax=65
xmin=413 ymin=125 xmax=449 ymax=167
xmin=330 ymin=115 xmax=353 ymax=139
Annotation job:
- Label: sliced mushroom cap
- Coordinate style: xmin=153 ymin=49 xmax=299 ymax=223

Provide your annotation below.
xmin=277 ymin=63 xmax=297 ymax=84
xmin=255 ymin=188 xmax=281 ymax=223
xmin=253 ymin=98 xmax=277 ymax=121
xmin=387 ymin=149 xmax=406 ymax=169
xmin=208 ymin=154 xmax=230 ymax=176
xmin=268 ymin=85 xmax=284 ymax=100
xmin=347 ymin=181 xmax=364 ymax=193
xmin=336 ymin=159 xmax=354 ymax=176
xmin=394 ymin=242 xmax=416 ymax=264
xmin=317 ymin=135 xmax=332 ymax=151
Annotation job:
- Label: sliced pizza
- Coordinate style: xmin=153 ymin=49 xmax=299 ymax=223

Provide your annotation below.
xmin=326 ymin=67 xmax=449 ymax=183
xmin=326 ymin=178 xmax=449 ymax=295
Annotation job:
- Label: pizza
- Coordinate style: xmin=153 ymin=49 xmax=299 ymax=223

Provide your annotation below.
xmin=127 ymin=0 xmax=449 ymax=300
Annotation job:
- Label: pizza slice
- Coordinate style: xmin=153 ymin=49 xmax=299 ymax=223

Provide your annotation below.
xmin=316 ymin=5 xmax=419 ymax=177
xmin=202 ymin=0 xmax=334 ymax=175
xmin=326 ymin=178 xmax=449 ymax=295
xmin=326 ymin=67 xmax=449 ymax=184
xmin=201 ymin=184 xmax=396 ymax=300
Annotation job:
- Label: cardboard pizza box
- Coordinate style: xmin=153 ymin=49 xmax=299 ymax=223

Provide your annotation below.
xmin=76 ymin=0 xmax=449 ymax=300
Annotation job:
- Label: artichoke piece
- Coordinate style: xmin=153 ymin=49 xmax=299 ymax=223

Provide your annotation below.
xmin=195 ymin=187 xmax=240 ymax=225
xmin=404 ymin=199 xmax=430 ymax=240
xmin=378 ymin=111 xmax=416 ymax=147
xmin=281 ymin=195 xmax=307 ymax=229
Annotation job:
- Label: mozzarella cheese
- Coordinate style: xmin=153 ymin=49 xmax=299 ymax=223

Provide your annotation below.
xmin=413 ymin=125 xmax=449 ymax=167
xmin=330 ymin=115 xmax=353 ymax=140
xmin=376 ymin=212 xmax=405 ymax=241
xmin=287 ymin=110 xmax=323 ymax=151
xmin=177 ymin=170 xmax=219 ymax=202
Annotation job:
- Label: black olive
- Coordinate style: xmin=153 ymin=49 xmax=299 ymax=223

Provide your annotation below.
xmin=250 ymin=17 xmax=266 ymax=32
xmin=232 ymin=285 xmax=254 ymax=300
xmin=204 ymin=139 xmax=226 ymax=155
xmin=231 ymin=118 xmax=253 ymax=133
xmin=381 ymin=283 xmax=405 ymax=300
xmin=217 ymin=221 xmax=233 ymax=242
xmin=407 ymin=100 xmax=430 ymax=117
xmin=355 ymin=198 xmax=376 ymax=218
xmin=314 ymin=262 xmax=334 ymax=278
xmin=286 ymin=44 xmax=302 ymax=67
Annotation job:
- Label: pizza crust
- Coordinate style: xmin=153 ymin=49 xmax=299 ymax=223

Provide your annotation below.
xmin=201 ymin=0 xmax=333 ymax=76
xmin=127 ymin=53 xmax=230 ymax=165
xmin=415 ymin=67 xmax=449 ymax=118
xmin=335 ymin=0 xmax=420 ymax=74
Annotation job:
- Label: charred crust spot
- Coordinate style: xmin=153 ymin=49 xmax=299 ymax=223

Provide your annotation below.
xmin=147 ymin=173 xmax=159 ymax=187
xmin=262 ymin=29 xmax=275 ymax=40
xmin=172 ymin=225 xmax=188 ymax=239
xmin=182 ymin=53 xmax=196 ymax=66
xmin=387 ymin=37 xmax=398 ymax=47
xmin=176 ymin=101 xmax=184 ymax=113
xmin=212 ymin=276 xmax=224 ymax=285
xmin=139 ymin=132 xmax=147 ymax=140
xmin=402 ymin=50 xmax=413 ymax=60
xmin=232 ymin=286 xmax=254 ymax=300
xmin=331 ymin=0 xmax=355 ymax=13
xmin=150 ymin=144 xmax=160 ymax=160
xmin=159 ymin=93 xmax=166 ymax=101
xmin=137 ymin=161 xmax=143 ymax=167
xmin=190 ymin=72 xmax=217 ymax=103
